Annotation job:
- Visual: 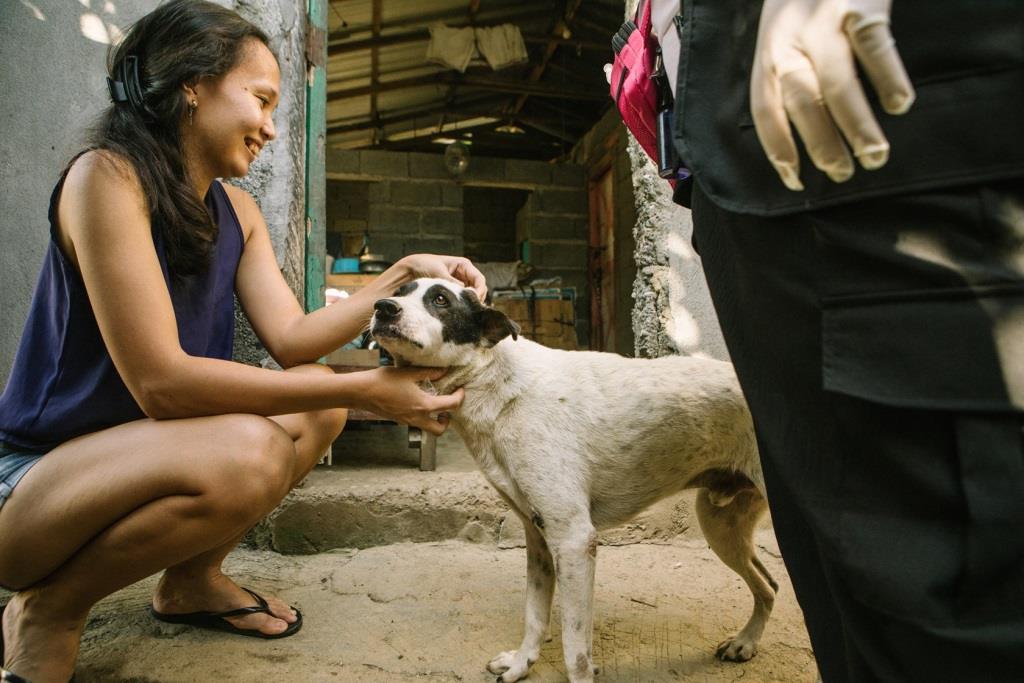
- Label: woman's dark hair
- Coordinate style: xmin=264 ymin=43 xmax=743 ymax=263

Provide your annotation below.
xmin=86 ymin=0 xmax=271 ymax=279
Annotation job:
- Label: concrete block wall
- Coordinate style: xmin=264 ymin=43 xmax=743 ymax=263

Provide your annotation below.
xmin=463 ymin=187 xmax=529 ymax=263
xmin=324 ymin=181 xmax=367 ymax=258
xmin=326 ymin=179 xmax=463 ymax=263
xmin=514 ymin=184 xmax=590 ymax=347
xmin=327 ymin=149 xmax=590 ymax=345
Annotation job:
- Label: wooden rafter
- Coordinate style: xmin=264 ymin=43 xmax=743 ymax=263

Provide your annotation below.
xmin=327 ymin=73 xmax=607 ymax=103
xmin=327 ymin=105 xmax=582 ymax=138
xmin=329 ymin=30 xmax=609 ymax=57
xmin=322 ymin=0 xmax=622 ymax=161
xmin=528 ymin=95 xmax=596 ymax=125
xmin=328 ymin=94 xmax=499 ymax=135
xmin=510 ymin=0 xmax=584 ymax=116
xmin=355 ymin=124 xmax=565 ymax=153
xmin=577 ymin=2 xmax=629 ymax=28
xmin=571 ymin=14 xmax=613 ymax=39
xmin=370 ymin=0 xmax=382 ymax=128
xmin=514 ymin=114 xmax=580 ymax=143
xmin=327 ymin=3 xmax=550 ymax=41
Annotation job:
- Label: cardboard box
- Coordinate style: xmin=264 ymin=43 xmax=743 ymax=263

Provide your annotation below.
xmin=492 ymin=297 xmax=578 ymax=350
xmin=325 ymin=347 xmax=380 ymax=369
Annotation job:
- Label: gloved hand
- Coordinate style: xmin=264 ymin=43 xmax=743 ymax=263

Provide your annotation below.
xmin=750 ymin=0 xmax=916 ymax=191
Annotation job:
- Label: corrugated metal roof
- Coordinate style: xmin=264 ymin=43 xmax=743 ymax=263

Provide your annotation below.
xmin=325 ymin=0 xmax=624 ymax=160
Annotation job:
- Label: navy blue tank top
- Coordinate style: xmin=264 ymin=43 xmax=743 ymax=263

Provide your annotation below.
xmin=0 ymin=175 xmax=243 ymax=450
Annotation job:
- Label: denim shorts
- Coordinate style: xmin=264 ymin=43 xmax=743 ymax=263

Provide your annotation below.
xmin=0 ymin=443 xmax=46 ymax=511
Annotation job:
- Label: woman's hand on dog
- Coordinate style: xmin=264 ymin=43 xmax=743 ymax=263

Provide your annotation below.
xmin=355 ymin=366 xmax=464 ymax=435
xmin=396 ymin=254 xmax=488 ymax=302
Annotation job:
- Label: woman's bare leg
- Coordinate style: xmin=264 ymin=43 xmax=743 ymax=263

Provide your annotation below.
xmin=153 ymin=364 xmax=346 ymax=636
xmin=0 ymin=366 xmax=346 ymax=682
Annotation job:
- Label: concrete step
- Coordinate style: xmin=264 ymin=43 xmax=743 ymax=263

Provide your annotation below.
xmin=252 ymin=425 xmax=706 ymax=554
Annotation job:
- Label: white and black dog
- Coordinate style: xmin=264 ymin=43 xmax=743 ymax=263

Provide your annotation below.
xmin=370 ymin=278 xmax=777 ymax=683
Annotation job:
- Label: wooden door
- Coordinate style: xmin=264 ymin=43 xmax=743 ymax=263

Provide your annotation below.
xmin=588 ymin=168 xmax=615 ymax=352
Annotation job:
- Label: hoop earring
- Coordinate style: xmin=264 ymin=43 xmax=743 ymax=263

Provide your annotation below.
xmin=188 ymin=100 xmax=197 ymax=126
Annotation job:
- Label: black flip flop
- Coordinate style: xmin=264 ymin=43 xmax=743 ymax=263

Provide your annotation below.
xmin=149 ymin=587 xmax=302 ymax=640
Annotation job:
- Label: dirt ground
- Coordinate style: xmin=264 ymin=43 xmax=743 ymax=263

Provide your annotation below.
xmin=42 ymin=532 xmax=819 ymax=682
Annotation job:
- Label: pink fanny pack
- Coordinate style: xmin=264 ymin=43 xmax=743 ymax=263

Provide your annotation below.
xmin=610 ymin=0 xmax=686 ymax=183
xmin=610 ymin=0 xmax=658 ymax=161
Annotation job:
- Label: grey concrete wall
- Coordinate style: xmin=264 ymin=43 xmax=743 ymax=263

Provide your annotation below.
xmin=0 ymin=0 xmax=155 ymax=380
xmin=0 ymin=0 xmax=308 ymax=376
xmin=326 ymin=178 xmax=465 ymax=263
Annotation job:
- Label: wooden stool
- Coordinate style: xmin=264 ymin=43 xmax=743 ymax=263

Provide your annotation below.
xmin=325 ymin=348 xmax=437 ymax=471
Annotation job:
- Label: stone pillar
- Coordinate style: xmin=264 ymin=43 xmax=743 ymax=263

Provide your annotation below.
xmin=228 ymin=0 xmax=308 ymax=366
xmin=627 ymin=122 xmax=728 ymax=361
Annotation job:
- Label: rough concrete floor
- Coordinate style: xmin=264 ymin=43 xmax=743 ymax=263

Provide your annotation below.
xmin=10 ymin=427 xmax=819 ymax=682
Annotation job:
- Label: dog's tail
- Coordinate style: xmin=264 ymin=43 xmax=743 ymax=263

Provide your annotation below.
xmin=753 ymin=554 xmax=779 ymax=594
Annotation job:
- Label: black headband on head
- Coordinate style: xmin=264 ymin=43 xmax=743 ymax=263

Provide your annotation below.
xmin=106 ymin=55 xmax=149 ymax=115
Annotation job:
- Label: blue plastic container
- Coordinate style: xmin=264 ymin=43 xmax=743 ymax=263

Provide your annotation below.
xmin=332 ymin=257 xmax=361 ymax=274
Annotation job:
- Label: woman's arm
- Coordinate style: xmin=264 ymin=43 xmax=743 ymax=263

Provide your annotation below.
xmin=227 ymin=185 xmax=486 ymax=368
xmin=57 ymin=153 xmax=461 ymax=434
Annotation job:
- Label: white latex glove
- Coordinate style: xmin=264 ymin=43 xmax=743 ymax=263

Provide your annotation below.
xmin=750 ymin=0 xmax=916 ymax=191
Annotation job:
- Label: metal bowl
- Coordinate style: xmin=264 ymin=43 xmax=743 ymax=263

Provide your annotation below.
xmin=358 ymin=253 xmax=391 ymax=273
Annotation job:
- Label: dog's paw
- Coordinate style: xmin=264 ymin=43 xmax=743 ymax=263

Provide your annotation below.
xmin=486 ymin=650 xmax=533 ymax=682
xmin=715 ymin=635 xmax=758 ymax=662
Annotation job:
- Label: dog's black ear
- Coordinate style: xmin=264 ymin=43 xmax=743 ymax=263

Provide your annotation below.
xmin=477 ymin=308 xmax=520 ymax=346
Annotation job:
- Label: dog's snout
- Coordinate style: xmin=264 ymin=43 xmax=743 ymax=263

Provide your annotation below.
xmin=374 ymin=298 xmax=401 ymax=319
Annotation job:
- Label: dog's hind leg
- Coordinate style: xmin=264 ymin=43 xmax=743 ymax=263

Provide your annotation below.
xmin=695 ymin=488 xmax=777 ymax=662
xmin=487 ymin=513 xmax=555 ymax=683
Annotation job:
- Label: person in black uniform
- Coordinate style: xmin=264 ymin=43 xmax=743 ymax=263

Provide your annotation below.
xmin=670 ymin=0 xmax=1024 ymax=680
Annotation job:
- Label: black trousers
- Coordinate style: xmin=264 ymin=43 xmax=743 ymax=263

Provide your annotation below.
xmin=691 ymin=180 xmax=1024 ymax=683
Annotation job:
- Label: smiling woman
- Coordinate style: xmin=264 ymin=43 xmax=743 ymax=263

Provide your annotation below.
xmin=184 ymin=40 xmax=279 ymax=182
xmin=92 ymin=0 xmax=276 ymax=278
xmin=0 ymin=1 xmax=486 ymax=681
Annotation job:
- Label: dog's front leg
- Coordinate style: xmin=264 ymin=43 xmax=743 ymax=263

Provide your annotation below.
xmin=550 ymin=521 xmax=599 ymax=683
xmin=487 ymin=515 xmax=555 ymax=683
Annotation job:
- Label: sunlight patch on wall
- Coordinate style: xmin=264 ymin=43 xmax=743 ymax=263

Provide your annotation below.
xmin=671 ymin=306 xmax=704 ymax=353
xmin=80 ymin=12 xmax=108 ymax=42
xmin=79 ymin=9 xmax=123 ymax=45
xmin=666 ymin=226 xmax=697 ymax=264
xmin=19 ymin=0 xmax=46 ymax=20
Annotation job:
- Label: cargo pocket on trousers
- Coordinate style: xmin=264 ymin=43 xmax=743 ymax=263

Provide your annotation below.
xmin=822 ymin=287 xmax=1024 ymax=621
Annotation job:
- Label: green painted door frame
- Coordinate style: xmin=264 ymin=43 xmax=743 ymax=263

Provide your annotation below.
xmin=304 ymin=0 xmax=327 ymax=313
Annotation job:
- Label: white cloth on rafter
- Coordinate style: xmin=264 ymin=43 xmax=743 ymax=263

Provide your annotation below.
xmin=475 ymin=24 xmax=528 ymax=71
xmin=426 ymin=23 xmax=528 ymax=73
xmin=427 ymin=25 xmax=477 ymax=72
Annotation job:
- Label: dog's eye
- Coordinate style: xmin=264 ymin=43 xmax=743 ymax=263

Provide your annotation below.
xmin=433 ymin=294 xmax=449 ymax=307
